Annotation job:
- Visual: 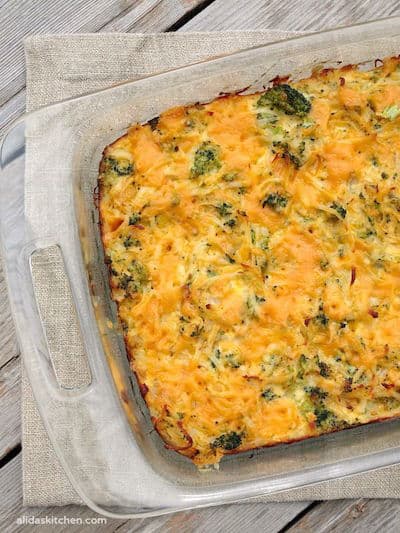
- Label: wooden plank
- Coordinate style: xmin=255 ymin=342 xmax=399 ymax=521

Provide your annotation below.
xmin=287 ymin=498 xmax=400 ymax=532
xmin=0 ymin=0 xmax=206 ymax=108
xmin=0 ymin=0 xmax=207 ymax=137
xmin=183 ymin=0 xmax=400 ymax=31
xmin=100 ymin=0 xmax=209 ymax=32
xmin=0 ymin=0 xmax=129 ymax=106
xmin=0 ymin=355 xmax=20 ymax=462
xmin=0 ymin=453 xmax=311 ymax=533
xmin=0 ymin=454 xmax=23 ymax=531
xmin=114 ymin=502 xmax=312 ymax=533
xmin=0 ymin=454 xmax=122 ymax=532
xmin=0 ymin=264 xmax=19 ymax=369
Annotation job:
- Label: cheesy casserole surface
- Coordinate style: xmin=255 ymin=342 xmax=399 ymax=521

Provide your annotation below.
xmin=99 ymin=57 xmax=400 ymax=466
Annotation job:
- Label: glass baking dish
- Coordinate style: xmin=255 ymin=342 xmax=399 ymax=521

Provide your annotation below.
xmin=2 ymin=17 xmax=400 ymax=518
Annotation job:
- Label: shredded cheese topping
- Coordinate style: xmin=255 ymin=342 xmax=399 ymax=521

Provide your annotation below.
xmin=99 ymin=57 xmax=400 ymax=466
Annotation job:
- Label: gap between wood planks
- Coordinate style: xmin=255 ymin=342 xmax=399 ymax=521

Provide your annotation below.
xmin=278 ymin=501 xmax=320 ymax=532
xmin=0 ymin=443 xmax=21 ymax=471
xmin=0 ymin=0 xmax=217 ymax=136
xmin=0 ymin=0 xmax=215 ymax=112
xmin=167 ymin=0 xmax=216 ymax=31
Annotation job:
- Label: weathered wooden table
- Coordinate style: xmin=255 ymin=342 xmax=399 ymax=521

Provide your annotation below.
xmin=1 ymin=1 xmax=400 ymax=531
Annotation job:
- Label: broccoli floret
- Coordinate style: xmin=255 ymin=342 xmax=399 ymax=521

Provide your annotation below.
xmin=330 ymin=202 xmax=347 ymax=219
xmin=225 ymin=353 xmax=242 ymax=369
xmin=320 ymin=259 xmax=329 ymax=271
xmin=343 ymin=377 xmax=353 ymax=392
xmin=262 ymin=192 xmax=288 ymax=211
xmin=257 ymin=84 xmax=311 ymax=117
xmin=211 ymin=431 xmax=242 ymax=450
xmin=314 ymin=407 xmax=331 ymax=427
xmin=272 ymin=141 xmax=302 ymax=169
xmin=317 ymin=357 xmax=331 ymax=378
xmin=297 ymin=354 xmax=309 ymax=379
xmin=222 ymin=171 xmax=239 ymax=182
xmin=118 ymin=273 xmax=133 ymax=291
xmin=122 ymin=235 xmax=140 ymax=248
xmin=304 ymin=386 xmax=328 ymax=400
xmin=314 ymin=305 xmax=329 ymax=327
xmin=191 ymin=141 xmax=221 ymax=177
xmin=261 ymin=388 xmax=277 ymax=400
xmin=314 ymin=407 xmax=349 ymax=431
xmin=284 ymin=151 xmax=302 ymax=169
xmin=224 ymin=219 xmax=237 ymax=228
xmin=216 ymin=202 xmax=233 ymax=217
xmin=209 ymin=348 xmax=222 ymax=369
xmin=128 ymin=212 xmax=141 ymax=225
xmin=118 ymin=260 xmax=148 ymax=295
xmin=250 ymin=225 xmax=269 ymax=251
xmin=102 ymin=156 xmax=134 ymax=176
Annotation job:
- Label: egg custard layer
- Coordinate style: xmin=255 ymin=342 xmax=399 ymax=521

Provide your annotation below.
xmin=99 ymin=57 xmax=400 ymax=466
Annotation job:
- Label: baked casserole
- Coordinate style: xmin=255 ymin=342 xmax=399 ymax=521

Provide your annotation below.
xmin=99 ymin=57 xmax=400 ymax=467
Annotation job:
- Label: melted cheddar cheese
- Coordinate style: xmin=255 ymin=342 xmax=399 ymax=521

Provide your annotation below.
xmin=99 ymin=57 xmax=400 ymax=466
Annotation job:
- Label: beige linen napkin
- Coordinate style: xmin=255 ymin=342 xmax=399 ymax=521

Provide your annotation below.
xmin=23 ymin=31 xmax=400 ymax=506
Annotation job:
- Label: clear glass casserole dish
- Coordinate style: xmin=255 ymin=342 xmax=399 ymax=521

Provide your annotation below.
xmin=2 ymin=17 xmax=400 ymax=518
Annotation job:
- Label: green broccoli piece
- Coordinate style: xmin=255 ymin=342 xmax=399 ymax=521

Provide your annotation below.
xmin=316 ymin=357 xmax=331 ymax=378
xmin=225 ymin=353 xmax=242 ymax=369
xmin=284 ymin=151 xmax=302 ymax=169
xmin=330 ymin=202 xmax=347 ymax=219
xmin=191 ymin=141 xmax=221 ymax=177
xmin=102 ymin=156 xmax=134 ymax=176
xmin=216 ymin=202 xmax=233 ymax=217
xmin=221 ymin=171 xmax=239 ymax=182
xmin=211 ymin=431 xmax=242 ymax=450
xmin=314 ymin=407 xmax=332 ymax=427
xmin=224 ymin=219 xmax=237 ymax=228
xmin=314 ymin=305 xmax=329 ymax=327
xmin=262 ymin=192 xmax=288 ymax=211
xmin=118 ymin=260 xmax=148 ymax=295
xmin=304 ymin=386 xmax=328 ymax=400
xmin=122 ymin=235 xmax=140 ymax=248
xmin=261 ymin=388 xmax=277 ymax=400
xmin=128 ymin=212 xmax=141 ymax=225
xmin=225 ymin=253 xmax=236 ymax=264
xmin=297 ymin=353 xmax=309 ymax=379
xmin=314 ymin=407 xmax=349 ymax=431
xmin=320 ymin=259 xmax=329 ymax=271
xmin=272 ymin=141 xmax=302 ymax=169
xmin=343 ymin=377 xmax=353 ymax=392
xmin=257 ymin=84 xmax=311 ymax=117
